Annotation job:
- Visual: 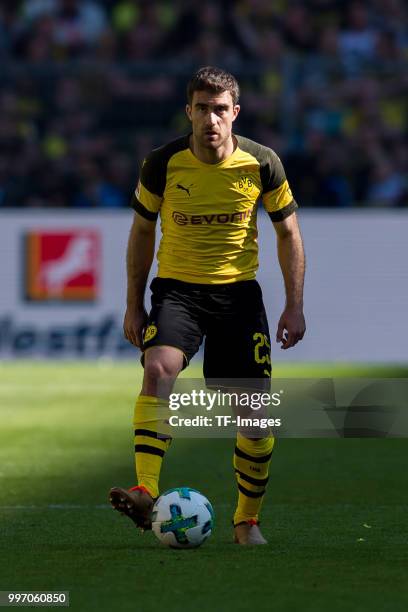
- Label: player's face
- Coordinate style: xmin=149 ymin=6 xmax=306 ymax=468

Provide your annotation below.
xmin=186 ymin=90 xmax=240 ymax=150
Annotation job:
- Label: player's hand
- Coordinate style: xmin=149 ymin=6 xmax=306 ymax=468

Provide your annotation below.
xmin=276 ymin=307 xmax=306 ymax=350
xmin=123 ymin=306 xmax=148 ymax=347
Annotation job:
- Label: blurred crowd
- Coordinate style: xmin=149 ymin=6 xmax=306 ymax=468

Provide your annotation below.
xmin=0 ymin=0 xmax=407 ymax=207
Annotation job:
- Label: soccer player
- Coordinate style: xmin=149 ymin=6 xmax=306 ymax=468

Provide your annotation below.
xmin=110 ymin=66 xmax=305 ymax=545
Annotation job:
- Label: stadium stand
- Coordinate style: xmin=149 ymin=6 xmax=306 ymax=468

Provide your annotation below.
xmin=0 ymin=0 xmax=406 ymax=207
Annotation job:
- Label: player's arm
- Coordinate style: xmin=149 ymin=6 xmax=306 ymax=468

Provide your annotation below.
xmin=273 ymin=212 xmax=306 ymax=349
xmin=124 ymin=153 xmax=163 ymax=347
xmin=123 ymin=212 xmax=156 ymax=347
xmin=261 ymin=149 xmax=305 ymax=349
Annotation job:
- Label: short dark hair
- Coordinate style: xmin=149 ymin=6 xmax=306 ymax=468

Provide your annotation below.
xmin=187 ymin=66 xmax=240 ymax=106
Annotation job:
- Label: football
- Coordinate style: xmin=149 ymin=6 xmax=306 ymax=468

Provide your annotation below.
xmin=152 ymin=487 xmax=215 ymax=548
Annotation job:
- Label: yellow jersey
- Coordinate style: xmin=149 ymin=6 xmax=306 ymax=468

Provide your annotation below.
xmin=133 ymin=134 xmax=297 ymax=284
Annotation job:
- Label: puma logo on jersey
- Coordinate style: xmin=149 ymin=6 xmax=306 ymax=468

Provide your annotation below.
xmin=176 ymin=183 xmax=192 ymax=196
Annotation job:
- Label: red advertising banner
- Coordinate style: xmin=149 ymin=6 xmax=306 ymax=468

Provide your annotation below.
xmin=25 ymin=230 xmax=100 ymax=301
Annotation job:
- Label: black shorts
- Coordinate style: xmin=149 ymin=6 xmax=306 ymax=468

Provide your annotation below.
xmin=142 ymin=278 xmax=271 ymax=387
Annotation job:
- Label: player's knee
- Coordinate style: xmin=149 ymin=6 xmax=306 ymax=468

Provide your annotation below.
xmin=144 ymin=359 xmax=173 ymax=381
xmin=142 ymin=352 xmax=182 ymax=395
xmin=145 ymin=353 xmax=182 ymax=381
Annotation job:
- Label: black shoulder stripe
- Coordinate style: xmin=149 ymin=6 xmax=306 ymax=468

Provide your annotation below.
xmin=268 ymin=200 xmax=298 ymax=222
xmin=131 ymin=195 xmax=159 ymax=221
xmin=141 ymin=135 xmax=190 ymax=197
xmin=235 ymin=135 xmax=287 ymax=192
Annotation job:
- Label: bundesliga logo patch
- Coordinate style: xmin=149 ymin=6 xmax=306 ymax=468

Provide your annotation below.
xmin=24 ymin=229 xmax=100 ymax=302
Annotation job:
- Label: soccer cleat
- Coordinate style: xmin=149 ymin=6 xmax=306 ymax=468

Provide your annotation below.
xmin=233 ymin=519 xmax=268 ymax=545
xmin=109 ymin=485 xmax=155 ymax=530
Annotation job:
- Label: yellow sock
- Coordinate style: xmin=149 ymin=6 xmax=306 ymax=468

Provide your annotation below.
xmin=233 ymin=432 xmax=274 ymax=525
xmin=133 ymin=395 xmax=172 ymax=499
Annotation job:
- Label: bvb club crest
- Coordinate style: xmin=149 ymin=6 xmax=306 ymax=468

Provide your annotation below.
xmin=235 ymin=176 xmax=254 ymax=194
xmin=144 ymin=324 xmax=158 ymax=342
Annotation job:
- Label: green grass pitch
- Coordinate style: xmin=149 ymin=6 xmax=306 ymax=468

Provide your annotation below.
xmin=1 ymin=362 xmax=407 ymax=612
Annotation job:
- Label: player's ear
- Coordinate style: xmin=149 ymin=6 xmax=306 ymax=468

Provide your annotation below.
xmin=185 ymin=104 xmax=192 ymax=121
xmin=232 ymin=105 xmax=240 ymax=122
